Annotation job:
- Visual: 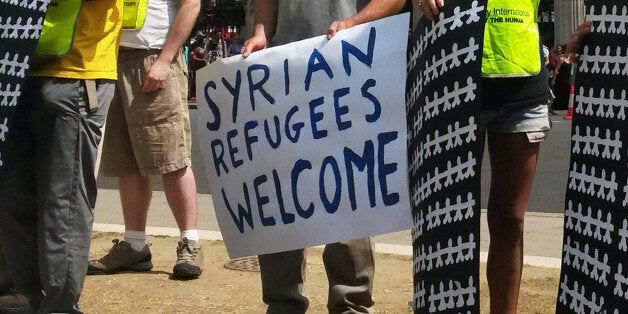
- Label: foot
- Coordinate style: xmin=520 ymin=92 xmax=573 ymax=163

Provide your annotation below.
xmin=0 ymin=290 xmax=30 ymax=313
xmin=87 ymin=239 xmax=153 ymax=275
xmin=172 ymin=238 xmax=204 ymax=279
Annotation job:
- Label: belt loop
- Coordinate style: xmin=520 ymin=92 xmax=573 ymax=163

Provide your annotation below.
xmin=84 ymin=79 xmax=98 ymax=111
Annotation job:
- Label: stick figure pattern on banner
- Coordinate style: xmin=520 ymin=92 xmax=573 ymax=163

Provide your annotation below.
xmin=407 ymin=0 xmax=486 ymax=312
xmin=0 ymin=0 xmax=49 ymax=167
xmin=557 ymin=1 xmax=628 ymax=313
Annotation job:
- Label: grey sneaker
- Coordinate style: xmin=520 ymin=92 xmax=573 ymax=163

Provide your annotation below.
xmin=87 ymin=239 xmax=153 ymax=274
xmin=172 ymin=238 xmax=203 ymax=279
xmin=0 ymin=289 xmax=30 ymax=313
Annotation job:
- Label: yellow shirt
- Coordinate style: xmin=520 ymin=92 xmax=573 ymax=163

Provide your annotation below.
xmin=30 ymin=0 xmax=123 ymax=80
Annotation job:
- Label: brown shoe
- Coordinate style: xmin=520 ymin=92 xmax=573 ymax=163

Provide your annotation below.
xmin=0 ymin=290 xmax=30 ymax=313
xmin=172 ymin=238 xmax=204 ymax=279
xmin=87 ymin=239 xmax=153 ymax=275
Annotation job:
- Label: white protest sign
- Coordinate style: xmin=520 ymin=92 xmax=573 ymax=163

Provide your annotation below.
xmin=196 ymin=13 xmax=411 ymax=258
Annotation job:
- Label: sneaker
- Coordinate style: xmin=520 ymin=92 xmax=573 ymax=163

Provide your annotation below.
xmin=172 ymin=238 xmax=203 ymax=279
xmin=87 ymin=239 xmax=153 ymax=275
xmin=0 ymin=290 xmax=30 ymax=313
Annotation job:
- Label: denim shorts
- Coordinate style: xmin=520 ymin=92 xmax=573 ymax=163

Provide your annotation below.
xmin=479 ymin=101 xmax=552 ymax=143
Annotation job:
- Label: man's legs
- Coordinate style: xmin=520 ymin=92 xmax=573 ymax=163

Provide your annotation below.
xmin=258 ymin=249 xmax=309 ymax=314
xmin=0 ymin=214 xmax=30 ymax=313
xmin=258 ymin=238 xmax=375 ymax=314
xmin=163 ymin=167 xmax=198 ymax=231
xmin=163 ymin=166 xmax=203 ymax=279
xmin=119 ymin=174 xmax=152 ymax=231
xmin=87 ymin=71 xmax=155 ymax=275
xmin=0 ymin=79 xmax=40 ymax=306
xmin=0 ymin=224 xmax=11 ymax=294
xmin=90 ymin=49 xmax=202 ymax=278
xmin=324 ymin=238 xmax=375 ymax=314
xmin=90 ymin=169 xmax=202 ymax=277
xmin=36 ymin=78 xmax=112 ymax=313
xmin=486 ymin=132 xmax=540 ymax=314
xmin=1 ymin=78 xmax=113 ymax=312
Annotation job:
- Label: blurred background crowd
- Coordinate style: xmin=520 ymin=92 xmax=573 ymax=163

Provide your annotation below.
xmin=185 ymin=0 xmax=588 ymax=110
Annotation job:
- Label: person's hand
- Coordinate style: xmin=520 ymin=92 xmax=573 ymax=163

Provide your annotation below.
xmin=241 ymin=34 xmax=268 ymax=58
xmin=142 ymin=58 xmax=171 ymax=92
xmin=327 ymin=20 xmax=350 ymax=40
xmin=564 ymin=20 xmax=592 ymax=63
xmin=413 ymin=0 xmax=445 ymax=21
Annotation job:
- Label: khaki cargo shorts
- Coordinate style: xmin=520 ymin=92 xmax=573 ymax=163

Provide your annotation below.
xmin=100 ymin=49 xmax=192 ymax=176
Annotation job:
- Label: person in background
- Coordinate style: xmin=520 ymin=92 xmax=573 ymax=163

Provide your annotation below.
xmin=88 ymin=0 xmax=204 ymax=280
xmin=552 ymin=43 xmax=574 ymax=110
xmin=241 ymin=0 xmax=407 ymax=313
xmin=189 ymin=37 xmax=209 ymax=101
xmin=227 ymin=35 xmax=244 ymax=56
xmin=213 ymin=31 xmax=226 ymax=61
xmin=0 ymin=0 xmax=123 ymax=311
xmin=541 ymin=41 xmax=557 ymax=114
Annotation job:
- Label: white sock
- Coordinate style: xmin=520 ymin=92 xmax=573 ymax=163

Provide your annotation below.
xmin=124 ymin=230 xmax=147 ymax=251
xmin=181 ymin=229 xmax=199 ymax=242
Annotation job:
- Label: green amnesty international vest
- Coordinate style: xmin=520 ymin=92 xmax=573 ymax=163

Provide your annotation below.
xmin=35 ymin=0 xmax=82 ymax=56
xmin=482 ymin=0 xmax=541 ymax=77
xmin=123 ymin=0 xmax=148 ymax=30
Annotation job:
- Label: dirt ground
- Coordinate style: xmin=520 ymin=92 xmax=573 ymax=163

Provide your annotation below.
xmin=80 ymin=233 xmax=560 ymax=313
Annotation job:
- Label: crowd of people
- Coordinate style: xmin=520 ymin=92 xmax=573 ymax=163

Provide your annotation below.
xmin=0 ymin=0 xmax=592 ymax=313
xmin=187 ymin=28 xmax=244 ymax=101
xmin=545 ymin=42 xmax=580 ymax=112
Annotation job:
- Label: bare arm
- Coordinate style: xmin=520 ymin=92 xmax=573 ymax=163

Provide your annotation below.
xmin=564 ymin=21 xmax=592 ymax=64
xmin=143 ymin=0 xmax=201 ymax=92
xmin=241 ymin=0 xmax=278 ymax=58
xmin=327 ymin=0 xmax=407 ymax=39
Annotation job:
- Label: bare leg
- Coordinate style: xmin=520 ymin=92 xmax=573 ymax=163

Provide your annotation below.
xmin=486 ymin=132 xmax=540 ymax=314
xmin=119 ymin=174 xmax=152 ymax=231
xmin=162 ymin=167 xmax=198 ymax=231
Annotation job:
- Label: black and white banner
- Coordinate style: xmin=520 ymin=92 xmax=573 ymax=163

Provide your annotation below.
xmin=407 ymin=1 xmax=486 ymax=312
xmin=557 ymin=1 xmax=628 ymax=313
xmin=0 ymin=0 xmax=48 ymax=168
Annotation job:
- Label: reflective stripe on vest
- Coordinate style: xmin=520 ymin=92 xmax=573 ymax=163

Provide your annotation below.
xmin=35 ymin=0 xmax=82 ymax=56
xmin=482 ymin=0 xmax=541 ymax=77
xmin=123 ymin=0 xmax=148 ymax=30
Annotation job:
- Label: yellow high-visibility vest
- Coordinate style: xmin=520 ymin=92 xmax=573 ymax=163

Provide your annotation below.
xmin=482 ymin=0 xmax=541 ymax=77
xmin=123 ymin=0 xmax=148 ymax=30
xmin=35 ymin=0 xmax=82 ymax=56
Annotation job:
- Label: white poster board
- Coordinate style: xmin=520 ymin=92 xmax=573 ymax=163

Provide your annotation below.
xmin=196 ymin=13 xmax=411 ymax=258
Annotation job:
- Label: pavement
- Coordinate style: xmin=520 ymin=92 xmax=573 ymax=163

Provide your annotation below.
xmin=93 ymin=187 xmax=565 ymax=269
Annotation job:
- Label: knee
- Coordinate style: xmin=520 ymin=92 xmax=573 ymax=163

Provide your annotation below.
xmin=487 ymin=212 xmax=525 ymax=240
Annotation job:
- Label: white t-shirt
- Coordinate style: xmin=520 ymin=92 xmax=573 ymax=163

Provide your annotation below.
xmin=120 ymin=0 xmax=179 ymax=49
